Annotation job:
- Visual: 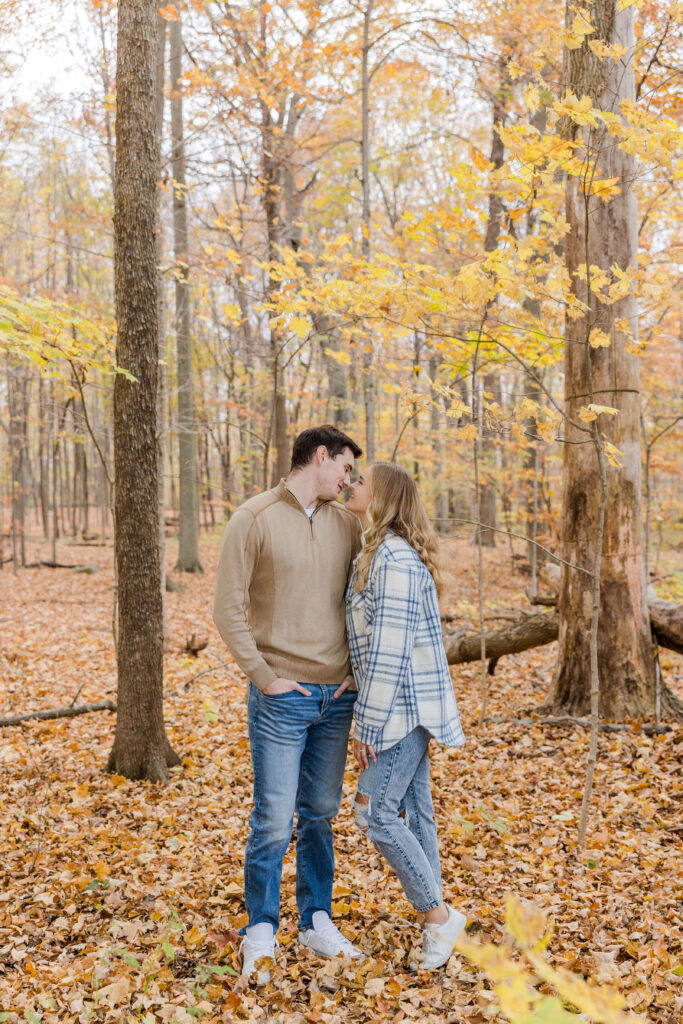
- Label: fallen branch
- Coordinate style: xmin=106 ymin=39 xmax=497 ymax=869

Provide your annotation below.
xmin=445 ymin=593 xmax=683 ymax=668
xmin=484 ymin=715 xmax=672 ymax=735
xmin=0 ymin=701 xmax=116 ymax=728
xmin=446 ymin=613 xmax=558 ymax=667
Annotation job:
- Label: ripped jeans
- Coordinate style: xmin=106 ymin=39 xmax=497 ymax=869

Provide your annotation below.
xmin=354 ymin=726 xmax=443 ymax=912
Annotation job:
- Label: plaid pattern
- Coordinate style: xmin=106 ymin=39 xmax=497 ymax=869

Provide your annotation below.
xmin=346 ymin=533 xmax=465 ymax=753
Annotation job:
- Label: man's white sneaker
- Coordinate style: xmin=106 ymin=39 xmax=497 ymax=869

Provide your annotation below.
xmin=299 ymin=913 xmax=364 ymax=960
xmin=420 ymin=905 xmax=467 ymax=970
xmin=239 ymin=933 xmax=280 ymax=984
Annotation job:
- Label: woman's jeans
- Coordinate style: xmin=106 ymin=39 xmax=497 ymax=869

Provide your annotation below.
xmin=356 ymin=726 xmax=443 ymax=912
xmin=243 ymin=682 xmax=356 ymax=932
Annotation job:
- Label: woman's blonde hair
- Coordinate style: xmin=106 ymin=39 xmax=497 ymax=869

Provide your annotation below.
xmin=354 ymin=462 xmax=443 ymax=595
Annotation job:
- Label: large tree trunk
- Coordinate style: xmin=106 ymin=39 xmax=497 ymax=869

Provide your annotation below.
xmin=170 ymin=16 xmax=202 ymax=572
xmin=108 ymin=0 xmax=180 ymax=781
xmin=156 ymin=11 xmax=170 ymax=648
xmin=549 ymin=0 xmax=673 ymax=719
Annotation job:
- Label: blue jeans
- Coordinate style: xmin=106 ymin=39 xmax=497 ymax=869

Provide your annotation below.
xmin=243 ymin=682 xmax=356 ymax=932
xmin=356 ymin=726 xmax=443 ymax=912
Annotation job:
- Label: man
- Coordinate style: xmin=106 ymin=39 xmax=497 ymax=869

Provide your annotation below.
xmin=213 ymin=425 xmax=364 ymax=982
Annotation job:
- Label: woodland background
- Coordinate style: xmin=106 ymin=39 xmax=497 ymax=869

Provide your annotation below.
xmin=0 ymin=0 xmax=682 ymax=1022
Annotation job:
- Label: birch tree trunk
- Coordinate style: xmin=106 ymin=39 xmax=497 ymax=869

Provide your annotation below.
xmin=108 ymin=0 xmax=180 ymax=781
xmin=550 ymin=0 xmax=678 ymax=719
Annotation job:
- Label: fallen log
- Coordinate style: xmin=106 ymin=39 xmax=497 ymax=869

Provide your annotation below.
xmin=445 ymin=594 xmax=683 ymax=668
xmin=648 ymin=588 xmax=683 ymax=655
xmin=446 ymin=612 xmax=558 ymax=667
xmin=0 ymin=701 xmax=116 ymax=728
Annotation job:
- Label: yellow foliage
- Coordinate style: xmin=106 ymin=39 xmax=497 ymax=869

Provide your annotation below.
xmin=589 ymin=328 xmax=611 ymax=348
xmin=553 ymin=93 xmax=600 ymax=128
xmin=457 ymin=895 xmax=639 ymax=1024
xmin=579 ymin=404 xmax=619 ymax=423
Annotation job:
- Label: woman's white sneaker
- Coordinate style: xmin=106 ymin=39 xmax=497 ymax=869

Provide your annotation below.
xmin=299 ymin=912 xmax=364 ymax=959
xmin=420 ymin=905 xmax=467 ymax=970
xmin=240 ymin=933 xmax=280 ymax=983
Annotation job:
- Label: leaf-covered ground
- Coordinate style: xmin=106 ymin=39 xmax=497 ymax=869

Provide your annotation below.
xmin=1 ymin=534 xmax=681 ymax=1024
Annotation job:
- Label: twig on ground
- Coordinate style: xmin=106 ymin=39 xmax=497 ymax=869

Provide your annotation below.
xmin=0 ymin=701 xmax=116 ymax=728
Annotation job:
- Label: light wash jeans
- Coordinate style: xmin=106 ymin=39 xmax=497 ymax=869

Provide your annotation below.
xmin=356 ymin=726 xmax=443 ymax=912
xmin=243 ymin=681 xmax=356 ymax=932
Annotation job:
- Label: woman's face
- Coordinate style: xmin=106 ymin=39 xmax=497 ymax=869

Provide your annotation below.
xmin=345 ymin=468 xmax=371 ymax=518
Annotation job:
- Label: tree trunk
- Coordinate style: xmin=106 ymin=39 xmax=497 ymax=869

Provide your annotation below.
xmin=549 ymin=0 xmax=674 ymax=719
xmin=430 ymin=355 xmax=448 ymax=532
xmin=155 ymin=10 xmax=170 ymax=648
xmin=38 ymin=377 xmax=50 ymax=539
xmin=478 ymin=60 xmax=509 ymax=548
xmin=170 ymin=16 xmax=202 ymax=572
xmin=360 ymin=0 xmax=376 ymax=462
xmin=108 ymin=0 xmax=180 ymax=781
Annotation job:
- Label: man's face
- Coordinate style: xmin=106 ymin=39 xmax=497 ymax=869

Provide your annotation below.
xmin=317 ymin=446 xmax=355 ymax=501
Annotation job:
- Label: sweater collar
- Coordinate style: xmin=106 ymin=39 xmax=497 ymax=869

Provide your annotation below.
xmin=276 ymin=478 xmax=333 ymax=517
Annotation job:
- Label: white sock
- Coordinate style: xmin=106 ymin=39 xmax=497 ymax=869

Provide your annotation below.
xmin=312 ymin=911 xmax=331 ymax=931
xmin=246 ymin=922 xmax=274 ymax=943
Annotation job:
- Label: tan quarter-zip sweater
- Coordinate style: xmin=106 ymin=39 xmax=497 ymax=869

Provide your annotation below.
xmin=213 ymin=479 xmax=362 ymax=690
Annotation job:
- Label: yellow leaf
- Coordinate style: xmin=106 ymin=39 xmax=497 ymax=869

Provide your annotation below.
xmin=580 ymin=403 xmax=619 ymax=423
xmin=325 ymin=347 xmax=351 ymax=365
xmin=458 ymin=424 xmax=478 ymax=442
xmin=289 ymin=316 xmax=310 ymax=339
xmin=553 ymin=93 xmax=599 ymax=128
xmin=158 ymin=4 xmax=180 ymax=21
xmin=525 ymin=86 xmax=540 ymax=112
xmin=184 ymin=925 xmax=205 ymax=948
xmin=537 ymin=420 xmax=556 ymax=443
xmin=222 ymin=303 xmax=242 ymax=323
xmin=572 ymin=11 xmax=595 ymax=37
xmin=589 ymin=328 xmax=611 ymax=348
xmin=471 ymin=148 xmax=492 ymax=173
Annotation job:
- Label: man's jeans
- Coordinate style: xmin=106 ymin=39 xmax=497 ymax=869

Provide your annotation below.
xmin=244 ymin=682 xmax=356 ymax=931
xmin=356 ymin=726 xmax=443 ymax=912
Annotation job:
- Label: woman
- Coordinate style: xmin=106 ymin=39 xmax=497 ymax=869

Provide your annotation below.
xmin=345 ymin=462 xmax=466 ymax=970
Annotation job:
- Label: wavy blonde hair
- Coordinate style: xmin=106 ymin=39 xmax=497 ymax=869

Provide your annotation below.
xmin=354 ymin=462 xmax=443 ymax=596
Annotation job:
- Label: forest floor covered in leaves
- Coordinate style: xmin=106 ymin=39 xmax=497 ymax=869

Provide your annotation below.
xmin=1 ymin=532 xmax=682 ymax=1024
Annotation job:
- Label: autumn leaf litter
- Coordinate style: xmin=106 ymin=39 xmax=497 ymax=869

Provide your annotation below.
xmin=0 ymin=536 xmax=681 ymax=1023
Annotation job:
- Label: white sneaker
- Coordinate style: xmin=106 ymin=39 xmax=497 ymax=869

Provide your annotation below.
xmin=239 ymin=933 xmax=280 ymax=983
xmin=420 ymin=905 xmax=467 ymax=970
xmin=299 ymin=913 xmax=364 ymax=960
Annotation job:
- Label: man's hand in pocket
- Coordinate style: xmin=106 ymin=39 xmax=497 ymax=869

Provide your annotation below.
xmin=262 ymin=677 xmax=312 ymax=696
xmin=333 ymin=674 xmax=357 ymax=698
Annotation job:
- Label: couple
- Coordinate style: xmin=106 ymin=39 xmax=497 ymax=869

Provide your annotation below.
xmin=213 ymin=425 xmax=466 ymax=983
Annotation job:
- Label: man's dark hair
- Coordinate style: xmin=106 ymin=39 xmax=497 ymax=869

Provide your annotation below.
xmin=290 ymin=425 xmax=362 ymax=471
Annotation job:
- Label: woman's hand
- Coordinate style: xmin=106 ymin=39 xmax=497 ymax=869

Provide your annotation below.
xmin=353 ymin=738 xmax=376 ymax=770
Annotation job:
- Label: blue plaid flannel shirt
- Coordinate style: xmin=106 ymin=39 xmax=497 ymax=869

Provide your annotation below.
xmin=345 ymin=532 xmax=465 ymax=753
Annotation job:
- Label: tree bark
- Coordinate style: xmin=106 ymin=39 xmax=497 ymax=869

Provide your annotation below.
xmin=360 ymin=0 xmax=376 ymax=462
xmin=170 ymin=16 xmax=202 ymax=572
xmin=108 ymin=0 xmax=180 ymax=782
xmin=549 ymin=0 xmax=666 ymax=719
xmin=156 ymin=10 xmax=170 ymax=648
